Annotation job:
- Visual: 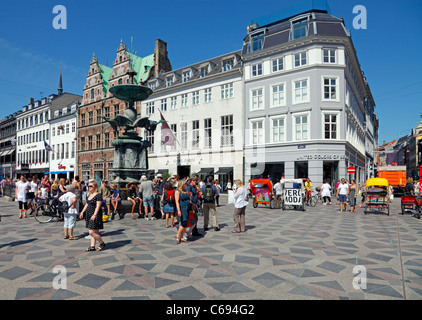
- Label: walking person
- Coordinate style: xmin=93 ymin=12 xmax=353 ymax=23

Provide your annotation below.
xmin=59 ymin=184 xmax=79 ymax=240
xmin=161 ymin=180 xmax=176 ymax=228
xmin=347 ymin=180 xmax=358 ymax=213
xmin=214 ymin=180 xmax=221 ymax=207
xmin=72 ymin=176 xmax=83 ymax=213
xmin=15 ymin=175 xmax=30 ymax=219
xmin=139 ymin=175 xmax=156 ymax=221
xmin=337 ymin=178 xmax=349 ymax=212
xmin=186 ymin=176 xmax=202 ymax=237
xmin=27 ymin=176 xmax=39 ymax=213
xmin=175 ymin=180 xmax=192 ymax=244
xmin=273 ymin=179 xmax=282 ymax=209
xmin=79 ymin=181 xmax=106 ymax=252
xmin=232 ymin=179 xmax=248 ymax=233
xmin=200 ymin=177 xmax=220 ymax=231
xmin=320 ymin=179 xmax=332 ymax=205
xmin=155 ymin=174 xmax=165 ymax=219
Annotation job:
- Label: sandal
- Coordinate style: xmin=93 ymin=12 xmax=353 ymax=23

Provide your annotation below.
xmin=96 ymin=242 xmax=106 ymax=251
xmin=69 ymin=236 xmax=78 ymax=240
xmin=84 ymin=246 xmax=96 ymax=252
xmin=64 ymin=236 xmax=70 ymax=239
xmin=176 ymin=236 xmax=181 ymax=244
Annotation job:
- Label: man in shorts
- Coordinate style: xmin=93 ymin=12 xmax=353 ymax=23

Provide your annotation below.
xmin=139 ymin=175 xmax=155 ymax=220
xmin=337 ymin=178 xmax=349 ymax=212
xmin=99 ymin=180 xmax=112 ymax=216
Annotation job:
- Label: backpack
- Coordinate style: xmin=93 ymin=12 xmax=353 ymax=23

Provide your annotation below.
xmin=203 ymin=184 xmax=215 ymax=202
xmin=164 ymin=189 xmax=175 ymax=204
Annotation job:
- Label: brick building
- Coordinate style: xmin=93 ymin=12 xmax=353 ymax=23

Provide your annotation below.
xmin=77 ymin=39 xmax=171 ymax=185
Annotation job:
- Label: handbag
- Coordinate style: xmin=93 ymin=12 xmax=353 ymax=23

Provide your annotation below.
xmin=27 ymin=192 xmax=35 ymax=199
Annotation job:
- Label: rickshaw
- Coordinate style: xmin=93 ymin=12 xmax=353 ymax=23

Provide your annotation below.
xmin=364 ymin=178 xmax=390 ymax=215
xmin=280 ymin=179 xmax=306 ymax=212
xmin=400 ymin=186 xmax=421 ymax=219
xmin=250 ymin=179 xmax=274 ymax=209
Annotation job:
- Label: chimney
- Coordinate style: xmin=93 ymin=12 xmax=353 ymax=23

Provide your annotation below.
xmin=29 ymin=97 xmax=34 ymax=104
xmin=154 ymin=39 xmax=172 ymax=77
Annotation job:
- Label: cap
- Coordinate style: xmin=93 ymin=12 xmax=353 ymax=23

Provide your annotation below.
xmin=156 ymin=174 xmax=163 ymax=178
xmin=141 ymin=175 xmax=147 ymax=181
xmin=66 ymin=184 xmax=76 ymax=192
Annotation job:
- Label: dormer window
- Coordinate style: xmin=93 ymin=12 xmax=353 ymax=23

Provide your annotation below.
xmin=222 ymin=59 xmax=234 ymax=72
xmin=149 ymin=81 xmax=157 ymax=90
xmin=200 ymin=66 xmax=208 ymax=78
xmin=166 ymin=76 xmax=174 ymax=87
xmin=290 ymin=17 xmax=309 ymax=40
xmin=182 ymin=70 xmax=191 ymax=83
xmin=248 ymin=31 xmax=265 ymax=53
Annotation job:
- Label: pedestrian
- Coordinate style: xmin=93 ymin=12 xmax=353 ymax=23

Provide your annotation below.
xmin=337 ymin=178 xmax=349 ymax=212
xmin=320 ymin=179 xmax=332 ymax=205
xmin=335 ymin=179 xmax=340 ymax=204
xmin=200 ymin=177 xmax=220 ymax=231
xmin=155 ymin=174 xmax=165 ymax=219
xmin=79 ymin=181 xmax=106 ymax=252
xmin=15 ymin=175 xmax=30 ymax=219
xmin=28 ymin=176 xmax=39 ymax=213
xmin=175 ymin=180 xmax=192 ymax=244
xmin=127 ymin=181 xmax=142 ymax=219
xmin=111 ymin=183 xmax=121 ymax=218
xmin=59 ymin=184 xmax=79 ymax=240
xmin=404 ymin=177 xmax=414 ymax=196
xmin=99 ymin=180 xmax=112 ymax=217
xmin=273 ymin=179 xmax=282 ymax=209
xmin=161 ymin=180 xmax=176 ymax=228
xmin=0 ymin=178 xmax=7 ymax=197
xmin=185 ymin=176 xmax=202 ymax=237
xmin=72 ymin=176 xmax=82 ymax=211
xmin=225 ymin=180 xmax=232 ymax=191
xmin=139 ymin=175 xmax=155 ymax=220
xmin=58 ymin=178 xmax=67 ymax=195
xmin=232 ymin=179 xmax=248 ymax=233
xmin=214 ymin=179 xmax=221 ymax=207
xmin=347 ymin=180 xmax=357 ymax=213
xmin=38 ymin=182 xmax=48 ymax=204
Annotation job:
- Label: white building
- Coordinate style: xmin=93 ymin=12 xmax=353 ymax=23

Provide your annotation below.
xmin=144 ymin=51 xmax=244 ymax=188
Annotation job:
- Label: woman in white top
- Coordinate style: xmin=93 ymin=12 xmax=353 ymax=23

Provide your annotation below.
xmin=232 ymin=179 xmax=249 ymax=233
xmin=320 ymin=179 xmax=332 ymax=205
xmin=15 ymin=175 xmax=30 ymax=218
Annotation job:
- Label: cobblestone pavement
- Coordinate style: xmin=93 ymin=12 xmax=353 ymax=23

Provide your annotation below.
xmin=1 ymin=195 xmax=421 ymax=300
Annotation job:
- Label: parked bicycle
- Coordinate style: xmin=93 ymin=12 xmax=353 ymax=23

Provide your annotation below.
xmin=33 ymin=197 xmax=68 ymax=223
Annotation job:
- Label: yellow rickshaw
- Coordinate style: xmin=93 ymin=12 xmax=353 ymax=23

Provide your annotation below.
xmin=364 ymin=178 xmax=390 ymax=215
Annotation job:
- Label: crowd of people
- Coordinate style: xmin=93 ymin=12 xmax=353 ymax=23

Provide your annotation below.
xmin=1 ymin=174 xmax=249 ymax=252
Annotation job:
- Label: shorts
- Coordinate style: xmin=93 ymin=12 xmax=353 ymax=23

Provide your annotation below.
xmin=143 ymin=196 xmax=154 ymax=207
xmin=338 ymin=194 xmax=347 ymax=202
xmin=18 ymin=201 xmax=28 ymax=210
xmin=163 ymin=203 xmax=175 ymax=213
xmin=112 ymin=196 xmax=121 ymax=202
xmin=63 ymin=212 xmax=77 ymax=229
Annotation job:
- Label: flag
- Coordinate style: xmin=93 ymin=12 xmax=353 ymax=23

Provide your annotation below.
xmin=159 ymin=111 xmax=176 ymax=147
xmin=44 ymin=140 xmax=53 ymax=152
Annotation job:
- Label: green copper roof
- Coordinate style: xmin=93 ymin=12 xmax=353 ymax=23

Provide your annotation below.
xmin=127 ymin=52 xmax=154 ymax=84
xmin=99 ymin=63 xmax=113 ymax=93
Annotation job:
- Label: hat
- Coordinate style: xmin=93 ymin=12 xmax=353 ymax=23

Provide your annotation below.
xmin=128 ymin=181 xmax=135 ymax=187
xmin=141 ymin=175 xmax=147 ymax=181
xmin=66 ymin=184 xmax=76 ymax=192
xmin=156 ymin=174 xmax=163 ymax=178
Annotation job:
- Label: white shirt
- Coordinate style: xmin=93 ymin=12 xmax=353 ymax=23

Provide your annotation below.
xmin=39 ymin=187 xmax=48 ymax=200
xmin=16 ymin=181 xmax=30 ymax=202
xmin=59 ymin=192 xmax=79 ymax=214
xmin=233 ymin=187 xmax=248 ymax=208
xmin=273 ymin=182 xmax=282 ymax=195
xmin=338 ymin=183 xmax=349 ymax=195
xmin=29 ymin=181 xmax=38 ymax=193
xmin=321 ymin=183 xmax=332 ymax=197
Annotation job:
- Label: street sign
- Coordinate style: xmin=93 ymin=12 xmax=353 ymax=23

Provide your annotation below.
xmin=347 ymin=166 xmax=356 ymax=174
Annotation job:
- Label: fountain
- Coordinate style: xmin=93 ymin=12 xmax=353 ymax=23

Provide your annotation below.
xmin=105 ymin=72 xmax=164 ymax=185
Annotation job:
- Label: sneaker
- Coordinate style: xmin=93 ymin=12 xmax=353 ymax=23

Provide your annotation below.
xmin=204 ymin=227 xmax=209 ymax=231
xmin=152 ymin=216 xmax=157 ymax=220
xmin=214 ymin=227 xmax=220 ymax=231
xmin=145 ymin=217 xmax=149 ymax=221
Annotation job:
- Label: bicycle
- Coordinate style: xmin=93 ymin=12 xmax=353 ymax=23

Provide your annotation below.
xmin=33 ymin=197 xmax=67 ymax=223
xmin=304 ymin=190 xmax=318 ymax=207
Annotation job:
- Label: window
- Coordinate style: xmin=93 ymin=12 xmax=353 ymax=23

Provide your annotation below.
xmin=251 ymin=120 xmax=264 ymax=144
xmin=192 ymin=91 xmax=199 ymax=105
xmin=88 ymin=136 xmax=93 ymax=150
xmin=114 ymin=104 xmax=119 ymax=117
xmin=166 ymin=76 xmax=174 ymax=87
xmin=192 ymin=120 xmax=199 ymax=149
xmin=170 ymin=124 xmax=177 ymax=151
xmin=323 ymin=49 xmax=336 ymax=63
xmin=146 ymin=102 xmax=155 ymax=115
xmin=90 ymin=89 xmax=94 ymax=100
xmin=80 ymin=113 xmax=86 ymax=126
xmin=291 ymin=18 xmax=308 ymax=40
xmin=170 ymin=96 xmax=177 ymax=110
xmin=272 ymin=84 xmax=285 ymax=107
xmin=182 ymin=71 xmax=191 ymax=82
xmin=294 ymin=51 xmax=307 ymax=67
xmin=181 ymin=94 xmax=188 ymax=108
xmin=294 ymin=114 xmax=309 ymax=141
xmin=88 ymin=111 xmax=93 ymax=125
xmin=96 ymin=134 xmax=101 ymax=149
xmin=52 ymin=127 xmax=56 ymax=137
xmin=61 ymin=143 xmax=64 ymax=159
xmin=204 ymin=118 xmax=212 ymax=148
xmin=161 ymin=99 xmax=167 ymax=112
xmin=248 ymin=32 xmax=265 ymax=52
xmin=324 ymin=114 xmax=338 ymax=139
xmin=66 ymin=123 xmax=69 ymax=134
xmin=222 ymin=59 xmax=234 ymax=72
xmin=149 ymin=81 xmax=156 ymax=90
xmin=81 ymin=137 xmax=85 ymax=151
xmin=180 ymin=122 xmax=187 ymax=149
xmin=251 ymin=63 xmax=262 ymax=77
xmin=272 ymin=58 xmax=284 ymax=72
xmin=323 ymin=78 xmax=337 ymax=100
xmin=145 ymin=130 xmax=154 ymax=153
xmin=200 ymin=66 xmax=208 ymax=78
xmin=221 ymin=115 xmax=233 ymax=147
xmin=272 ymin=117 xmax=285 ymax=143
xmin=96 ymin=110 xmax=102 ymax=123
xmin=71 ymin=141 xmax=75 ymax=158
xmin=65 ymin=142 xmax=69 ymax=159
xmin=221 ymin=83 xmax=233 ymax=99
xmin=204 ymin=88 xmax=212 ymax=103
xmin=105 ymin=132 xmax=110 ymax=147
xmin=294 ymin=79 xmax=309 ymax=103
xmin=72 ymin=122 xmax=76 ymax=133
xmin=251 ymin=88 xmax=264 ymax=110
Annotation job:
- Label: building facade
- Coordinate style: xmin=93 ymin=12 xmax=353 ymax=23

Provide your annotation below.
xmin=241 ymin=5 xmax=378 ymax=187
xmin=0 ymin=113 xmax=18 ymax=180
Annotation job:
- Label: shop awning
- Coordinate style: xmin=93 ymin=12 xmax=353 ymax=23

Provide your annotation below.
xmin=196 ymin=168 xmax=214 ymax=175
xmin=215 ymin=167 xmax=233 ymax=175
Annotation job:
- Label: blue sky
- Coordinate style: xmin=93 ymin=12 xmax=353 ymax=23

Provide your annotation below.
xmin=0 ymin=0 xmax=421 ymax=144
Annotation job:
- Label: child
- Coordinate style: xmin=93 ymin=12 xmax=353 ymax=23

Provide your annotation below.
xmin=59 ymin=184 xmax=79 ymax=240
xmin=38 ymin=183 xmax=48 ymax=204
xmin=111 ymin=183 xmax=121 ymax=216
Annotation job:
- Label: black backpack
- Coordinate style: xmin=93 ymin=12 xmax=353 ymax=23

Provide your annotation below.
xmin=163 ymin=188 xmax=175 ymax=205
xmin=203 ymin=184 xmax=214 ymax=202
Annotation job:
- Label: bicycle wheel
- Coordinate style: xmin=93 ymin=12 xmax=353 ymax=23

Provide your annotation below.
xmin=309 ymin=195 xmax=318 ymax=207
xmin=34 ymin=204 xmax=55 ymax=223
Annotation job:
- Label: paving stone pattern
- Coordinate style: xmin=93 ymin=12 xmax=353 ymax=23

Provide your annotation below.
xmin=1 ymin=196 xmax=422 ymax=300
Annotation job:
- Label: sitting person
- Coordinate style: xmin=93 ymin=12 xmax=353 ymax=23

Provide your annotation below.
xmin=111 ymin=183 xmax=121 ymax=219
xmin=127 ymin=181 xmax=142 ymax=219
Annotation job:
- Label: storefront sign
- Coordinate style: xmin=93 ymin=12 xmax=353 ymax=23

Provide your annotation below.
xmin=296 ymin=154 xmax=347 ymax=161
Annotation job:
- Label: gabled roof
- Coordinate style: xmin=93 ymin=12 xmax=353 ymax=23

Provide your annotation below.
xmin=127 ymin=52 xmax=155 ymax=84
xmin=99 ymin=63 xmax=113 ymax=94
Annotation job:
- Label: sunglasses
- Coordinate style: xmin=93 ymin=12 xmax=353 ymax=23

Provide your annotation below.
xmin=88 ymin=185 xmax=94 ymax=188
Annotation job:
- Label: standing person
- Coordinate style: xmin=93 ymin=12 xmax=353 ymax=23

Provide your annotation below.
xmin=41 ymin=175 xmax=51 ymax=198
xmin=79 ymin=181 xmax=105 ymax=252
xmin=161 ymin=180 xmax=176 ymax=228
xmin=347 ymin=180 xmax=358 ymax=213
xmin=175 ymin=180 xmax=192 ymax=244
xmin=99 ymin=180 xmax=112 ymax=218
xmin=15 ymin=175 xmax=30 ymax=219
xmin=232 ymin=179 xmax=249 ymax=233
xmin=127 ymin=181 xmax=142 ymax=219
xmin=320 ymin=179 xmax=332 ymax=205
xmin=155 ymin=174 xmax=165 ymax=219
xmin=58 ymin=178 xmax=67 ymax=196
xmin=59 ymin=184 xmax=79 ymax=240
xmin=111 ymin=183 xmax=121 ymax=218
xmin=273 ymin=179 xmax=282 ymax=209
xmin=200 ymin=177 xmax=220 ymax=231
xmin=335 ymin=179 xmax=340 ymax=204
xmin=337 ymin=178 xmax=349 ymax=212
xmin=225 ymin=180 xmax=232 ymax=191
xmin=72 ymin=176 xmax=82 ymax=213
xmin=38 ymin=183 xmax=48 ymax=203
xmin=28 ymin=176 xmax=39 ymax=212
xmin=214 ymin=180 xmax=221 ymax=207
xmin=185 ymin=176 xmax=202 ymax=237
xmin=1 ymin=178 xmax=7 ymax=197
xmin=139 ymin=175 xmax=155 ymax=221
